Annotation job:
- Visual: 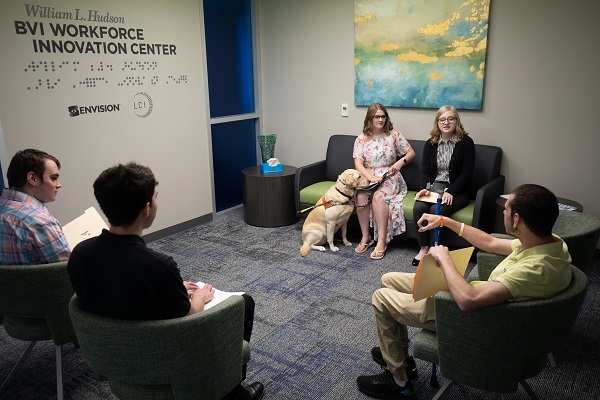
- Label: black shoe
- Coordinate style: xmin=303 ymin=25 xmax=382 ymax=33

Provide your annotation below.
xmin=371 ymin=347 xmax=418 ymax=381
xmin=237 ymin=382 xmax=264 ymax=400
xmin=357 ymin=370 xmax=415 ymax=399
xmin=411 ymin=258 xmax=420 ymax=267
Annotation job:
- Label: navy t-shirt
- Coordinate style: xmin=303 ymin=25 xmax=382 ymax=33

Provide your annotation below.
xmin=68 ymin=230 xmax=191 ymax=320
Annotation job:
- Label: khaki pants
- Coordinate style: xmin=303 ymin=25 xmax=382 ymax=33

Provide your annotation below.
xmin=372 ymin=272 xmax=436 ymax=376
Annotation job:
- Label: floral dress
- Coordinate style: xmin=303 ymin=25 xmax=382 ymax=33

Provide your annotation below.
xmin=353 ymin=130 xmax=411 ymax=244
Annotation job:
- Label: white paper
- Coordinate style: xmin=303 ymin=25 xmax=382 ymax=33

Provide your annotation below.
xmin=196 ymin=281 xmax=245 ymax=310
xmin=62 ymin=207 xmax=109 ymax=249
xmin=267 ymin=157 xmax=280 ymax=166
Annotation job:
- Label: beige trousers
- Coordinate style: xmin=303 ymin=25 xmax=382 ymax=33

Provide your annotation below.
xmin=372 ymin=272 xmax=436 ymax=376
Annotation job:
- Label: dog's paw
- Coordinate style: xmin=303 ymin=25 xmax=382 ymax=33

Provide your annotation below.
xmin=329 ymin=246 xmax=340 ymax=252
xmin=311 ymin=245 xmax=326 ymax=252
xmin=343 ymin=240 xmax=352 ymax=247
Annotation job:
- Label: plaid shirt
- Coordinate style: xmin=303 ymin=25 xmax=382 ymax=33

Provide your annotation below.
xmin=0 ymin=189 xmax=71 ymax=265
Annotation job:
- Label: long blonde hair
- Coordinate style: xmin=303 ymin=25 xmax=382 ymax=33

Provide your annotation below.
xmin=429 ymin=105 xmax=468 ymax=144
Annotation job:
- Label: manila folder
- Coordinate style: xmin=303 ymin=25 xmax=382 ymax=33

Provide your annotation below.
xmin=62 ymin=207 xmax=109 ymax=249
xmin=412 ymin=247 xmax=475 ymax=301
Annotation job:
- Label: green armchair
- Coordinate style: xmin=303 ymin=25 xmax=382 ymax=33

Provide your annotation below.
xmin=0 ymin=261 xmax=76 ymax=400
xmin=69 ymin=294 xmax=250 ymax=400
xmin=413 ymin=265 xmax=587 ymax=399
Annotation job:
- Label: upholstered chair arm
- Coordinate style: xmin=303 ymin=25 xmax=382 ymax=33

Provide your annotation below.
xmin=294 ymin=160 xmax=326 ymax=211
xmin=70 ymin=294 xmax=246 ymax=400
xmin=471 ymin=175 xmax=505 ymax=231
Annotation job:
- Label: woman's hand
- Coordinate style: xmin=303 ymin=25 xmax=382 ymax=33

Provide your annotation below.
xmin=388 ymin=160 xmax=403 ymax=175
xmin=442 ymin=191 xmax=454 ymax=205
xmin=370 ymin=174 xmax=383 ymax=183
xmin=416 ymin=189 xmax=429 ymax=199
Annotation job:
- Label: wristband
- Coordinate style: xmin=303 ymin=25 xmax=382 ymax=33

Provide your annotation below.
xmin=459 ymin=222 xmax=465 ymax=237
xmin=439 ymin=216 xmax=444 ymax=227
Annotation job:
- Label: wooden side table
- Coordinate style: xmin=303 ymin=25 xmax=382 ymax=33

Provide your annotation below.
xmin=242 ymin=165 xmax=298 ymax=227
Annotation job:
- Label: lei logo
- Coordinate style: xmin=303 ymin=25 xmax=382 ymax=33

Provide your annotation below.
xmin=133 ymin=92 xmax=153 ymax=118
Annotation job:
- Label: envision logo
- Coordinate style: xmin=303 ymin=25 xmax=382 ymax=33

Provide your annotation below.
xmin=133 ymin=92 xmax=153 ymax=118
xmin=68 ymin=103 xmax=120 ymax=117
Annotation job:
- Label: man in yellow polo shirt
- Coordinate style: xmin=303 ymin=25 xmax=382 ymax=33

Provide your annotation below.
xmin=357 ymin=184 xmax=571 ymax=399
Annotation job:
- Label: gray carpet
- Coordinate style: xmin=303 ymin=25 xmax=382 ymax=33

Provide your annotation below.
xmin=1 ymin=207 xmax=599 ymax=399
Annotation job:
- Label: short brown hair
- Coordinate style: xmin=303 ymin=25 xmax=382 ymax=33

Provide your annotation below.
xmin=7 ymin=149 xmax=61 ymax=188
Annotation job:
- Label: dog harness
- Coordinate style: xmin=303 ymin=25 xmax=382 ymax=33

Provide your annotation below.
xmin=297 ymin=185 xmax=354 ymax=214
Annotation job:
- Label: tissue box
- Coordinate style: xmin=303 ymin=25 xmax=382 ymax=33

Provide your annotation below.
xmin=260 ymin=162 xmax=283 ymax=173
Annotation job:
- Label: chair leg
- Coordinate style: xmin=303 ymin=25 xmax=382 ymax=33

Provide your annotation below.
xmin=520 ymin=380 xmax=540 ymax=400
xmin=547 ymin=352 xmax=556 ymax=367
xmin=1 ymin=341 xmax=37 ymax=389
xmin=431 ymin=378 xmax=453 ymax=400
xmin=56 ymin=345 xmax=64 ymax=400
xmin=430 ymin=363 xmax=439 ymax=388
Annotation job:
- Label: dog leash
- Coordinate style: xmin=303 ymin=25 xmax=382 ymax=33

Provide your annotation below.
xmin=297 ymin=186 xmax=354 ymax=214
xmin=355 ymin=169 xmax=399 ymax=208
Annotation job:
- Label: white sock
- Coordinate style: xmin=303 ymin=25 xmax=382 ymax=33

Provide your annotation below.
xmin=393 ymin=376 xmax=408 ymax=387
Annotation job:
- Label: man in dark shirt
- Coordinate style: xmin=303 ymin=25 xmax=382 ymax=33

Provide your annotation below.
xmin=68 ymin=162 xmax=263 ymax=400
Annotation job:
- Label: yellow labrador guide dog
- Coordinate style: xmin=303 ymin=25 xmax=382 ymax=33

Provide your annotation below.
xmin=300 ymin=169 xmax=369 ymax=257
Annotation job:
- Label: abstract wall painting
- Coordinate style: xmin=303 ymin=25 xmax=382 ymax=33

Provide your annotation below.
xmin=354 ymin=0 xmax=491 ymax=110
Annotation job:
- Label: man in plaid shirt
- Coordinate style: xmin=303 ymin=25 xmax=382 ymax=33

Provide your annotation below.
xmin=0 ymin=149 xmax=70 ymax=265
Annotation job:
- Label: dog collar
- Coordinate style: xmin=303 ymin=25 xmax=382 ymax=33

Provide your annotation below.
xmin=335 ymin=186 xmax=353 ymax=200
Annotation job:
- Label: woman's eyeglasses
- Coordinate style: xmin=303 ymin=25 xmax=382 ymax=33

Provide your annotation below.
xmin=438 ymin=117 xmax=456 ymax=124
xmin=373 ymin=115 xmax=387 ymax=120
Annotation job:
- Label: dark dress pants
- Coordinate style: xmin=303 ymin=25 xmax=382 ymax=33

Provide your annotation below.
xmin=413 ymin=192 xmax=470 ymax=247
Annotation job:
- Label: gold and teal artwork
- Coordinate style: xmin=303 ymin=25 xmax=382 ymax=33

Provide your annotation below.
xmin=354 ymin=0 xmax=491 ymax=110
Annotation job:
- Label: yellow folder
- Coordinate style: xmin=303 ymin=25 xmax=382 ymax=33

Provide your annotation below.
xmin=413 ymin=247 xmax=475 ymax=301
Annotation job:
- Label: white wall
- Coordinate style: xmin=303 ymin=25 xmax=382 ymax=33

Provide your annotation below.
xmin=258 ymin=0 xmax=600 ymax=246
xmin=0 ymin=0 xmax=213 ymax=233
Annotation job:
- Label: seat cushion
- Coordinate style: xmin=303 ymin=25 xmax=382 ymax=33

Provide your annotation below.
xmin=301 ymin=184 xmax=475 ymax=225
xmin=449 ymin=201 xmax=474 ymax=226
xmin=299 ymin=181 xmax=336 ymax=206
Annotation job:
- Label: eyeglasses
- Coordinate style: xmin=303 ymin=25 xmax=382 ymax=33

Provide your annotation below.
xmin=373 ymin=115 xmax=387 ymax=120
xmin=438 ymin=117 xmax=456 ymax=124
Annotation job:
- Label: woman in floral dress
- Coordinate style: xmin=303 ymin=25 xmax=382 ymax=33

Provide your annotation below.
xmin=353 ymin=103 xmax=415 ymax=260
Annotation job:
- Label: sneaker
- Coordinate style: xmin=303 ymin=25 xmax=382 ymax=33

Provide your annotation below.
xmin=371 ymin=347 xmax=418 ymax=381
xmin=357 ymin=370 xmax=415 ymax=399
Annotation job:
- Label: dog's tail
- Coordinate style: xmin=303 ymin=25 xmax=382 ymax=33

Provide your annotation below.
xmin=300 ymin=242 xmax=310 ymax=257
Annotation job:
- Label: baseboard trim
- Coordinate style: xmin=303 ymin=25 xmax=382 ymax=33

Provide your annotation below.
xmin=144 ymin=213 xmax=213 ymax=243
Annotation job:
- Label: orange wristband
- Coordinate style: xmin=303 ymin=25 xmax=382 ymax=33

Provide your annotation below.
xmin=439 ymin=216 xmax=444 ymax=227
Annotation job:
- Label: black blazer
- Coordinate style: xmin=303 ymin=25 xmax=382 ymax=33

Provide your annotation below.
xmin=418 ymin=134 xmax=475 ymax=197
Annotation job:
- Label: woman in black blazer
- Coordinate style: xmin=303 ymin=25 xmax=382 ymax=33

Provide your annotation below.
xmin=412 ymin=105 xmax=475 ymax=266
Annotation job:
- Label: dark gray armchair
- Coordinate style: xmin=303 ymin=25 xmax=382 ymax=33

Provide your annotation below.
xmin=295 ymin=134 xmax=504 ymax=247
xmin=69 ymin=294 xmax=250 ymax=400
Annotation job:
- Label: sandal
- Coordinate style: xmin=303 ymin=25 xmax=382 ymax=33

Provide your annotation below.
xmin=370 ymin=246 xmax=387 ymax=260
xmin=355 ymin=239 xmax=374 ymax=253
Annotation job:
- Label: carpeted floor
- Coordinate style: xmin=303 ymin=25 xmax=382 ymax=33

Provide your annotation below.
xmin=1 ymin=207 xmax=599 ymax=399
